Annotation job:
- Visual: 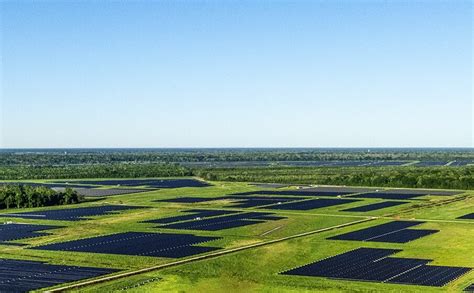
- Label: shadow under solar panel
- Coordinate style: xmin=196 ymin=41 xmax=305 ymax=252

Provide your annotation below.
xmin=264 ymin=198 xmax=359 ymax=210
xmin=282 ymin=247 xmax=471 ymax=287
xmin=341 ymin=201 xmax=409 ymax=212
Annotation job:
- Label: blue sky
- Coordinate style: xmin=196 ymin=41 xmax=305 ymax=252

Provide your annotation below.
xmin=1 ymin=1 xmax=472 ymax=148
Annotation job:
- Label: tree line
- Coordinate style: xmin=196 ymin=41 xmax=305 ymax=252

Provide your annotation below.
xmin=0 ymin=185 xmax=83 ymax=209
xmin=1 ymin=149 xmax=472 ymax=166
xmin=195 ymin=166 xmax=474 ymax=190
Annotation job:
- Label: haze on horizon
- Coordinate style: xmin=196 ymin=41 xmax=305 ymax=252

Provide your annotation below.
xmin=1 ymin=1 xmax=472 ymax=148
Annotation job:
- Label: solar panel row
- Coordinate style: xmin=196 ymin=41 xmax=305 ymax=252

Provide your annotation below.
xmin=162 ymin=212 xmax=285 ymax=231
xmin=264 ymin=198 xmax=360 ymax=211
xmin=282 ymin=248 xmax=471 ymax=287
xmin=142 ymin=209 xmax=239 ymax=224
xmin=1 ymin=205 xmax=144 ymax=221
xmin=32 ymin=232 xmax=221 ymax=258
xmin=0 ymin=223 xmax=62 ymax=245
xmin=233 ymin=190 xmax=354 ymax=197
xmin=328 ymin=221 xmax=439 ymax=243
xmin=341 ymin=201 xmax=409 ymax=212
xmin=349 ymin=192 xmax=424 ymax=200
xmin=457 ymin=213 xmax=474 ymax=220
xmin=0 ymin=258 xmax=118 ymax=292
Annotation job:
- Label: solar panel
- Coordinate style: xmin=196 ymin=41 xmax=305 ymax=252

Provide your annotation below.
xmin=349 ymin=192 xmax=425 ymax=200
xmin=383 ymin=189 xmax=462 ymax=196
xmin=282 ymin=247 xmax=471 ymax=287
xmin=457 ymin=213 xmax=474 ymax=219
xmin=341 ymin=201 xmax=409 ymax=212
xmin=0 ymin=223 xmax=62 ymax=245
xmin=1 ymin=205 xmax=144 ymax=221
xmin=264 ymin=198 xmax=359 ymax=210
xmin=32 ymin=232 xmax=221 ymax=258
xmin=0 ymin=258 xmax=118 ymax=292
xmin=142 ymin=209 xmax=239 ymax=224
xmin=233 ymin=190 xmax=354 ymax=197
xmin=328 ymin=221 xmax=438 ymax=243
xmin=155 ymin=197 xmax=228 ymax=203
xmin=162 ymin=212 xmax=284 ymax=231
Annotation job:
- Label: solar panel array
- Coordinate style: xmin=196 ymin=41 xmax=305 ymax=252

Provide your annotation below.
xmin=264 ymin=198 xmax=360 ymax=211
xmin=0 ymin=258 xmax=118 ymax=292
xmin=341 ymin=201 xmax=409 ymax=212
xmin=162 ymin=212 xmax=285 ymax=231
xmin=282 ymin=247 xmax=471 ymax=287
xmin=143 ymin=209 xmax=239 ymax=224
xmin=228 ymin=196 xmax=305 ymax=208
xmin=348 ymin=192 xmax=425 ymax=200
xmin=233 ymin=190 xmax=354 ymax=197
xmin=2 ymin=205 xmax=144 ymax=221
xmin=458 ymin=213 xmax=474 ymax=220
xmin=56 ymin=179 xmax=210 ymax=188
xmin=384 ymin=189 xmax=462 ymax=196
xmin=0 ymin=223 xmax=61 ymax=245
xmin=414 ymin=161 xmax=449 ymax=167
xmin=32 ymin=232 xmax=221 ymax=258
xmin=156 ymin=197 xmax=223 ymax=203
xmin=328 ymin=221 xmax=439 ymax=243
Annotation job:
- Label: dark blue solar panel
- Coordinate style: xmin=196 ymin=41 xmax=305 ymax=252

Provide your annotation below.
xmin=282 ymin=247 xmax=471 ymax=287
xmin=233 ymin=190 xmax=354 ymax=197
xmin=156 ymin=197 xmax=228 ymax=203
xmin=0 ymin=258 xmax=117 ymax=292
xmin=458 ymin=213 xmax=474 ymax=219
xmin=264 ymin=198 xmax=359 ymax=210
xmin=0 ymin=223 xmax=61 ymax=244
xmin=349 ymin=192 xmax=424 ymax=200
xmin=342 ymin=201 xmax=409 ymax=212
xmin=163 ymin=212 xmax=284 ymax=231
xmin=143 ymin=209 xmax=238 ymax=224
xmin=328 ymin=221 xmax=438 ymax=243
xmin=1 ymin=205 xmax=144 ymax=221
xmin=32 ymin=232 xmax=221 ymax=258
xmin=390 ymin=265 xmax=472 ymax=287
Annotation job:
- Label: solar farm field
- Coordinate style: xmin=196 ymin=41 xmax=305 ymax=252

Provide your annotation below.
xmin=0 ymin=178 xmax=472 ymax=292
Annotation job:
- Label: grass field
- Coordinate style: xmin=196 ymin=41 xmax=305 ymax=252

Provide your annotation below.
xmin=0 ymin=178 xmax=472 ymax=292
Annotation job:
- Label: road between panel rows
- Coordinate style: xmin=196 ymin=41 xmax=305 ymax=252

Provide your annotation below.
xmin=44 ymin=217 xmax=374 ymax=292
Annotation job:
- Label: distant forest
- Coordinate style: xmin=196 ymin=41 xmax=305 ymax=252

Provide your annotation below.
xmin=0 ymin=149 xmax=472 ymax=190
xmin=1 ymin=148 xmax=473 ymax=165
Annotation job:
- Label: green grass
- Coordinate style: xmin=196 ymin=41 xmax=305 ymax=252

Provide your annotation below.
xmin=0 ymin=179 xmax=472 ymax=292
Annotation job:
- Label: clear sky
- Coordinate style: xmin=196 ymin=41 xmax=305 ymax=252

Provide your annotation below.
xmin=1 ymin=1 xmax=472 ymax=148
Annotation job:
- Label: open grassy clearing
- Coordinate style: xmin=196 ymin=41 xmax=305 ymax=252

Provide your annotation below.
xmin=0 ymin=178 xmax=472 ymax=292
